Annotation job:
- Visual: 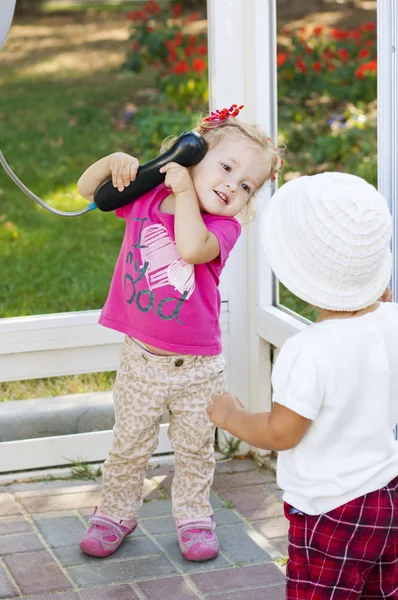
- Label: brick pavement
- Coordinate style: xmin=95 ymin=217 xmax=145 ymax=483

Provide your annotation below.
xmin=0 ymin=457 xmax=288 ymax=599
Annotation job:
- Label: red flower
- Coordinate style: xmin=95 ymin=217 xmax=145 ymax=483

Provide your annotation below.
xmin=197 ymin=44 xmax=207 ymax=56
xmin=313 ymin=61 xmax=322 ymax=72
xmin=339 ymin=48 xmax=349 ymax=62
xmin=166 ymin=39 xmax=177 ymax=61
xmin=143 ymin=1 xmax=161 ymax=15
xmin=313 ymin=25 xmax=325 ymax=36
xmin=192 ymin=58 xmax=207 ymax=74
xmin=296 ymin=60 xmax=306 ymax=74
xmin=331 ymin=28 xmax=350 ymax=40
xmin=327 ymin=63 xmax=336 ymax=72
xmin=360 ymin=22 xmax=376 ymax=32
xmin=350 ymin=29 xmax=362 ymax=41
xmin=359 ymin=48 xmax=370 ymax=59
xmin=355 ymin=59 xmax=377 ymax=78
xmin=174 ymin=31 xmax=183 ymax=46
xmin=185 ymin=46 xmax=194 ymax=57
xmin=126 ymin=10 xmax=146 ymax=21
xmin=277 ymin=53 xmax=288 ymax=67
xmin=174 ymin=59 xmax=189 ymax=74
xmin=172 ymin=4 xmax=183 ymax=17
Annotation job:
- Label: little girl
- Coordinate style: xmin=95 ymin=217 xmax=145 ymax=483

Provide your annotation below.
xmin=77 ymin=106 xmax=281 ymax=561
xmin=208 ymin=172 xmax=398 ymax=597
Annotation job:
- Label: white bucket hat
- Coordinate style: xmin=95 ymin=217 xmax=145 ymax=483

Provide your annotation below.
xmin=261 ymin=172 xmax=392 ymax=311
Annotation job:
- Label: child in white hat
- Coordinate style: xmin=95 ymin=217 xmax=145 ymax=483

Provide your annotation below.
xmin=207 ymin=172 xmax=398 ymax=598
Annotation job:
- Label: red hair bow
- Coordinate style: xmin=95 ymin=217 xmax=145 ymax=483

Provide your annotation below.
xmin=203 ymin=104 xmax=244 ymax=123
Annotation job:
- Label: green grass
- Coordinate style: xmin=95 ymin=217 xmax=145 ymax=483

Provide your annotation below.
xmin=0 ymin=64 xmax=158 ymax=318
xmin=0 ymin=7 xmax=197 ymax=400
xmin=0 ymin=371 xmax=116 ymax=401
xmin=42 ymin=2 xmax=140 ymax=13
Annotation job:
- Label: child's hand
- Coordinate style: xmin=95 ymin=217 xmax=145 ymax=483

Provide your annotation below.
xmin=159 ymin=162 xmax=194 ymax=195
xmin=206 ymin=392 xmax=245 ymax=429
xmin=379 ymin=287 xmax=393 ymax=302
xmin=109 ymin=152 xmax=139 ymax=192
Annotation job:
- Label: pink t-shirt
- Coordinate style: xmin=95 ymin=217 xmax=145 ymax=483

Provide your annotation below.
xmin=99 ymin=184 xmax=241 ymax=355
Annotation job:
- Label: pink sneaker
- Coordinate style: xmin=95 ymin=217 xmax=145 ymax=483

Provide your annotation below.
xmin=176 ymin=516 xmax=219 ymax=561
xmin=79 ymin=508 xmax=137 ymax=558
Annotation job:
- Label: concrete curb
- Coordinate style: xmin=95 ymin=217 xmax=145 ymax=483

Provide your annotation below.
xmin=0 ymin=391 xmax=115 ymax=441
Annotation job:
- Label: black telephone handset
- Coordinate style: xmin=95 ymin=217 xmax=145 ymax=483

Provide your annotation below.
xmin=92 ymin=131 xmax=207 ymax=212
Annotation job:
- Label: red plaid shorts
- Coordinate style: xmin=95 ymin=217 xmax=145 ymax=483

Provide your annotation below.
xmin=285 ymin=475 xmax=398 ymax=599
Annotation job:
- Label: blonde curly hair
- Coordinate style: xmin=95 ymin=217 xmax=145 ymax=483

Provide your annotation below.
xmin=161 ymin=113 xmax=283 ymax=223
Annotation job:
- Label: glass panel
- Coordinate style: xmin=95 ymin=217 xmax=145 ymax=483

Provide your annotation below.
xmin=0 ymin=0 xmax=208 ymax=319
xmin=276 ymin=0 xmax=377 ymax=322
xmin=0 ymin=0 xmax=208 ymax=404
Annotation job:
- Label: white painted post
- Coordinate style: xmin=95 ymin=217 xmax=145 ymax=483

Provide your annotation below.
xmin=207 ymin=0 xmax=277 ymax=454
xmin=377 ymin=0 xmax=398 ymax=438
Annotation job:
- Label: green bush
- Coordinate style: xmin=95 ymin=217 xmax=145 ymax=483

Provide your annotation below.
xmin=277 ymin=23 xmax=376 ymax=103
xmin=123 ymin=1 xmax=208 ymax=111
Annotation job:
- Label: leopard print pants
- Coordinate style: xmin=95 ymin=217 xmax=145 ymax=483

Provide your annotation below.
xmin=99 ymin=336 xmax=226 ymax=520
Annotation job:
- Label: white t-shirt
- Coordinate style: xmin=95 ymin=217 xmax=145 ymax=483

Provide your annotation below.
xmin=273 ymin=302 xmax=398 ymax=515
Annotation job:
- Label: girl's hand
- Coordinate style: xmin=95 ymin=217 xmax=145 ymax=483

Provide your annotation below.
xmin=159 ymin=162 xmax=194 ymax=195
xmin=379 ymin=287 xmax=393 ymax=302
xmin=206 ymin=392 xmax=245 ymax=429
xmin=109 ymin=152 xmax=139 ymax=191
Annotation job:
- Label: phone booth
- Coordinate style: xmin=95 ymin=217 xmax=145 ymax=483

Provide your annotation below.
xmin=0 ymin=0 xmax=396 ymax=473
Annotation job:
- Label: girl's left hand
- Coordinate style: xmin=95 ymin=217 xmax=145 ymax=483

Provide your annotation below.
xmin=160 ymin=162 xmax=194 ymax=195
xmin=206 ymin=392 xmax=245 ymax=429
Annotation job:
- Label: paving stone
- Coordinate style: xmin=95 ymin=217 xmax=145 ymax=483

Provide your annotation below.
xmin=0 ymin=563 xmax=18 ymax=599
xmin=0 ymin=494 xmax=23 ymax=516
xmin=140 ymin=515 xmax=175 ymax=535
xmin=0 ymin=515 xmax=32 ymax=535
xmin=214 ymin=459 xmax=258 ymax=474
xmin=217 ymin=524 xmax=272 ymax=565
xmin=33 ymin=515 xmax=86 ymax=548
xmin=189 ymin=563 xmax=285 ymax=593
xmin=142 ymin=479 xmax=161 ymax=501
xmin=206 ymin=585 xmax=286 ymax=599
xmin=55 ymin=535 xmax=160 ymax=567
xmin=271 ymin=536 xmax=289 ymax=556
xmin=251 ymin=517 xmax=289 ymax=539
xmin=0 ymin=532 xmax=44 ymax=556
xmin=209 ymin=493 xmax=224 ymax=510
xmin=149 ymin=472 xmax=173 ymax=494
xmin=4 ymin=550 xmax=73 ymax=595
xmin=217 ymin=488 xmax=284 ymax=520
xmin=264 ymin=482 xmax=284 ymax=500
xmin=7 ymin=479 xmax=100 ymax=493
xmin=15 ymin=483 xmax=101 ymax=498
xmin=147 ymin=465 xmax=174 ymax=477
xmin=67 ymin=556 xmax=177 ymax=587
xmin=80 ymin=584 xmax=140 ymax=599
xmin=153 ymin=533 xmax=229 ymax=573
xmin=18 ymin=490 xmax=102 ymax=513
xmin=22 ymin=593 xmax=79 ymax=600
xmin=139 ymin=499 xmax=172 ymax=518
xmin=212 ymin=470 xmax=275 ymax=491
xmin=213 ymin=508 xmax=245 ymax=526
xmin=136 ymin=575 xmax=201 ymax=599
